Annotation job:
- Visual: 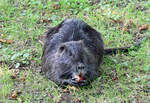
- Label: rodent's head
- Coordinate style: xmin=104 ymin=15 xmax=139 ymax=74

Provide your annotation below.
xmin=49 ymin=40 xmax=98 ymax=86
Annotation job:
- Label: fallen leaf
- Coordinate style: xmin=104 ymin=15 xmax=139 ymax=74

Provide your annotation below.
xmin=0 ymin=39 xmax=12 ymax=44
xmin=67 ymin=85 xmax=79 ymax=91
xmin=17 ymin=77 xmax=26 ymax=82
xmin=122 ymin=26 xmax=127 ymax=32
xmin=39 ymin=35 xmax=46 ymax=39
xmin=39 ymin=19 xmax=51 ymax=23
xmin=38 ymin=35 xmax=46 ymax=45
xmin=8 ymin=69 xmax=20 ymax=79
xmin=52 ymin=4 xmax=60 ymax=9
xmin=122 ymin=19 xmax=133 ymax=33
xmin=110 ymin=18 xmax=123 ymax=24
xmin=5 ymin=39 xmax=12 ymax=43
xmin=112 ymin=76 xmax=119 ymax=81
xmin=10 ymin=91 xmax=17 ymax=99
xmin=138 ymin=25 xmax=150 ymax=31
xmin=0 ymin=39 xmax=6 ymax=42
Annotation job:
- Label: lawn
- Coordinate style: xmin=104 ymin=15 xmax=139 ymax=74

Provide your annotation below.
xmin=0 ymin=0 xmax=150 ymax=103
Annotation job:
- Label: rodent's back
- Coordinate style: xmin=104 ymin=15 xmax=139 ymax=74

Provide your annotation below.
xmin=42 ymin=19 xmax=104 ymax=86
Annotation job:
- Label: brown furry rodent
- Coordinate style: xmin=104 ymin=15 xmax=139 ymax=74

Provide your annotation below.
xmin=41 ymin=19 xmax=142 ymax=86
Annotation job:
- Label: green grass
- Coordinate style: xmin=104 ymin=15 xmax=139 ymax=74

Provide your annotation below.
xmin=0 ymin=0 xmax=150 ymax=102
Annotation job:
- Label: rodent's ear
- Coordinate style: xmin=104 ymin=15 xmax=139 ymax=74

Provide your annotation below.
xmin=78 ymin=40 xmax=84 ymax=46
xmin=78 ymin=40 xmax=83 ymax=43
xmin=45 ymin=20 xmax=65 ymax=38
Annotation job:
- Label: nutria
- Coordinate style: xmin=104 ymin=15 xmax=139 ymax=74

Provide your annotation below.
xmin=41 ymin=19 xmax=142 ymax=86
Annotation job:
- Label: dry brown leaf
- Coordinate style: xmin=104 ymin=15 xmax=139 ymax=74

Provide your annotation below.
xmin=116 ymin=26 xmax=121 ymax=30
xmin=6 ymin=39 xmax=13 ymax=43
xmin=39 ymin=35 xmax=46 ymax=45
xmin=67 ymin=85 xmax=79 ymax=91
xmin=10 ymin=91 xmax=17 ymax=99
xmin=0 ymin=69 xmax=20 ymax=78
xmin=19 ymin=77 xmax=26 ymax=82
xmin=138 ymin=25 xmax=150 ymax=31
xmin=110 ymin=18 xmax=123 ymax=24
xmin=0 ymin=39 xmax=12 ymax=44
xmin=40 ymin=35 xmax=46 ymax=39
xmin=8 ymin=69 xmax=19 ymax=79
xmin=112 ymin=76 xmax=119 ymax=81
xmin=52 ymin=4 xmax=60 ymax=9
xmin=15 ymin=77 xmax=26 ymax=82
xmin=122 ymin=26 xmax=127 ymax=32
xmin=40 ymin=19 xmax=51 ymax=23
xmin=121 ymin=19 xmax=134 ymax=33
xmin=0 ymin=39 xmax=6 ymax=42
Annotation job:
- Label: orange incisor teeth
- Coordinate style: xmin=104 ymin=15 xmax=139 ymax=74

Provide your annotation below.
xmin=75 ymin=73 xmax=83 ymax=82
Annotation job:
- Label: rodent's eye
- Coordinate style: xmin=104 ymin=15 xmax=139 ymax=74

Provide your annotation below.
xmin=59 ymin=45 xmax=65 ymax=53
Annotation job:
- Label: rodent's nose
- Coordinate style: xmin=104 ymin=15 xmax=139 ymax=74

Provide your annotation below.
xmin=77 ymin=63 xmax=85 ymax=70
